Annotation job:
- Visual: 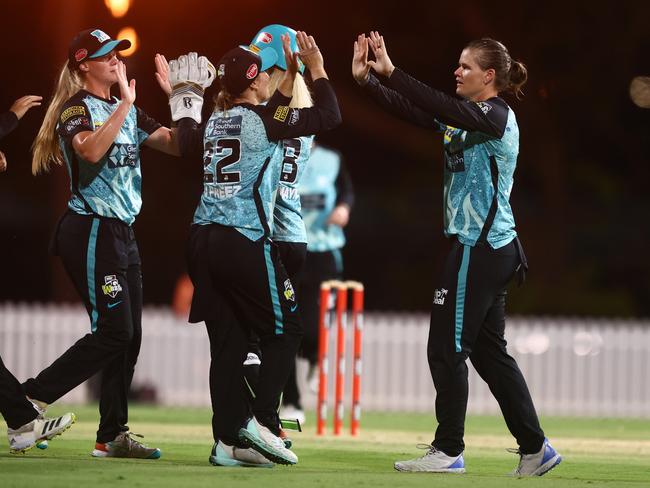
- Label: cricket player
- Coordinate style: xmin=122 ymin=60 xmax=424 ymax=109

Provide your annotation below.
xmin=352 ymin=31 xmax=561 ymax=476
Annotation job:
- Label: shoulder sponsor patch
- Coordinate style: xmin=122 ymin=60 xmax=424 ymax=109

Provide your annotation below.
xmin=64 ymin=116 xmax=90 ymax=133
xmin=61 ymin=105 xmax=86 ymax=123
xmin=288 ymin=108 xmax=300 ymax=125
xmin=476 ymin=101 xmax=492 ymax=115
xmin=273 ymin=106 xmax=290 ymax=123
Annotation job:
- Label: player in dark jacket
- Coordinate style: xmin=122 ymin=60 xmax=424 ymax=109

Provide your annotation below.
xmin=353 ymin=31 xmax=560 ymax=476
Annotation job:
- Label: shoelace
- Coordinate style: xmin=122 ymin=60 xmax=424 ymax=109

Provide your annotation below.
xmin=415 ymin=443 xmax=439 ymax=458
xmin=506 ymin=447 xmax=524 ymax=474
xmin=122 ymin=432 xmax=147 ymax=450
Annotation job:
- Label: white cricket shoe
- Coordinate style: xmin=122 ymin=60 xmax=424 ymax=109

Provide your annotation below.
xmin=238 ymin=417 xmax=298 ymax=465
xmin=394 ymin=445 xmax=466 ymax=473
xmin=8 ymin=412 xmax=76 ymax=454
xmin=510 ymin=438 xmax=562 ymax=476
xmin=209 ymin=440 xmax=274 ymax=467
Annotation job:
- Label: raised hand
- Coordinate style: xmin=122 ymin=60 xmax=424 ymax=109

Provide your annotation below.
xmin=296 ymin=31 xmax=325 ymax=78
xmin=116 ymin=60 xmax=136 ymax=105
xmin=368 ymin=31 xmax=395 ymax=78
xmin=352 ymin=34 xmax=372 ymax=85
xmin=10 ymin=95 xmax=43 ymax=120
xmin=0 ymin=150 xmax=6 ymax=172
xmin=154 ymin=53 xmax=172 ymax=97
xmin=282 ymin=34 xmax=299 ymax=78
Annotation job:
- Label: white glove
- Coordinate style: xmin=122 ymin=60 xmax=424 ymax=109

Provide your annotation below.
xmin=169 ymin=52 xmax=216 ymax=123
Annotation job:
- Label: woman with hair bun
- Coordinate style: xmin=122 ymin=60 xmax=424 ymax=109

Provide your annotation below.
xmin=352 ymin=32 xmax=561 ymax=476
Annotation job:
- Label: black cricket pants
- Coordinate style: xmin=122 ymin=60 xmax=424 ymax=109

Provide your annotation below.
xmin=23 ymin=211 xmax=142 ymax=443
xmin=428 ymin=237 xmax=544 ymax=456
xmin=0 ymin=355 xmax=38 ymax=429
xmin=275 ymin=241 xmax=307 ymax=409
xmin=187 ymin=224 xmax=303 ymax=438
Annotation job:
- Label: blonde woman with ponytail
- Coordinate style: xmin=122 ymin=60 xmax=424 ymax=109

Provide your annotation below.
xmin=24 ymin=28 xmax=181 ymax=460
xmin=353 ymin=33 xmax=561 ymax=476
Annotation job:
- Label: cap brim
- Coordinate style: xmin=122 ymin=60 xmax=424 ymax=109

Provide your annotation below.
xmin=89 ymin=39 xmax=131 ymax=58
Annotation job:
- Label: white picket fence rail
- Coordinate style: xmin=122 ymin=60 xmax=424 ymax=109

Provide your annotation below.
xmin=1 ymin=303 xmax=649 ymax=417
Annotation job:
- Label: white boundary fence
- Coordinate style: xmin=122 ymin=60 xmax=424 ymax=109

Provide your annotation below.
xmin=1 ymin=304 xmax=649 ymax=417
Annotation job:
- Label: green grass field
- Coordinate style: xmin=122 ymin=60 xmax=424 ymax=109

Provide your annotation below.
xmin=1 ymin=405 xmax=649 ymax=487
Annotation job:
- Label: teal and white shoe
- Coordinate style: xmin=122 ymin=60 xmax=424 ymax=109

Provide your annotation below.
xmin=238 ymin=417 xmax=298 ymax=465
xmin=208 ymin=441 xmax=274 ymax=468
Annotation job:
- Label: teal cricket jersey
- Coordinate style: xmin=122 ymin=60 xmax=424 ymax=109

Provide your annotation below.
xmin=364 ymin=70 xmax=519 ymax=249
xmin=297 ymin=145 xmax=351 ymax=252
xmin=271 ymin=135 xmax=315 ymax=243
xmin=179 ymin=78 xmax=342 ymax=242
xmin=57 ymin=90 xmax=161 ymax=225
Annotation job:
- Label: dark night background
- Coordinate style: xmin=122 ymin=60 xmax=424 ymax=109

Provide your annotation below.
xmin=0 ymin=0 xmax=649 ymax=315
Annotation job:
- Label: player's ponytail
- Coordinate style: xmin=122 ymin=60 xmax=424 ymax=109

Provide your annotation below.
xmin=507 ymin=60 xmax=528 ymax=100
xmin=466 ymin=38 xmax=527 ymax=100
xmin=214 ymin=90 xmax=235 ymax=114
xmin=32 ymin=61 xmax=83 ymax=175
xmin=267 ymin=70 xmax=313 ymax=109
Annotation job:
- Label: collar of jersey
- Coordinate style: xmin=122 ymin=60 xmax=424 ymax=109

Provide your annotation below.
xmin=79 ymin=89 xmax=118 ymax=105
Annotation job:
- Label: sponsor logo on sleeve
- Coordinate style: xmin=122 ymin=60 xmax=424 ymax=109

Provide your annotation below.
xmin=65 ymin=116 xmax=90 ymax=133
xmin=102 ymin=275 xmax=123 ymax=298
xmin=288 ymin=108 xmax=300 ymax=125
xmin=476 ymin=101 xmax=492 ymax=115
xmin=273 ymin=106 xmax=290 ymax=123
xmin=445 ymin=150 xmax=465 ymax=173
xmin=60 ymin=105 xmax=86 ymax=123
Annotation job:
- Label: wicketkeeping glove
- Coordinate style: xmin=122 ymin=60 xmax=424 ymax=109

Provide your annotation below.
xmin=169 ymin=52 xmax=216 ymax=123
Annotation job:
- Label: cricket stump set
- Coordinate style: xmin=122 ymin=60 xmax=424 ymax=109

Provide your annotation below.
xmin=316 ymin=280 xmax=364 ymax=436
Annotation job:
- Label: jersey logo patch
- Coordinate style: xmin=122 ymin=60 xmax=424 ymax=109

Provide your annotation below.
xmin=445 ymin=150 xmax=465 ymax=173
xmin=288 ymin=109 xmax=300 ymax=125
xmin=107 ymin=143 xmax=138 ymax=168
xmin=102 ymin=275 xmax=123 ymax=298
xmin=60 ymin=105 xmax=86 ymax=123
xmin=273 ymin=106 xmax=290 ymax=123
xmin=64 ymin=116 xmax=90 ymax=133
xmin=208 ymin=115 xmax=242 ymax=137
xmin=476 ymin=102 xmax=492 ymax=115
